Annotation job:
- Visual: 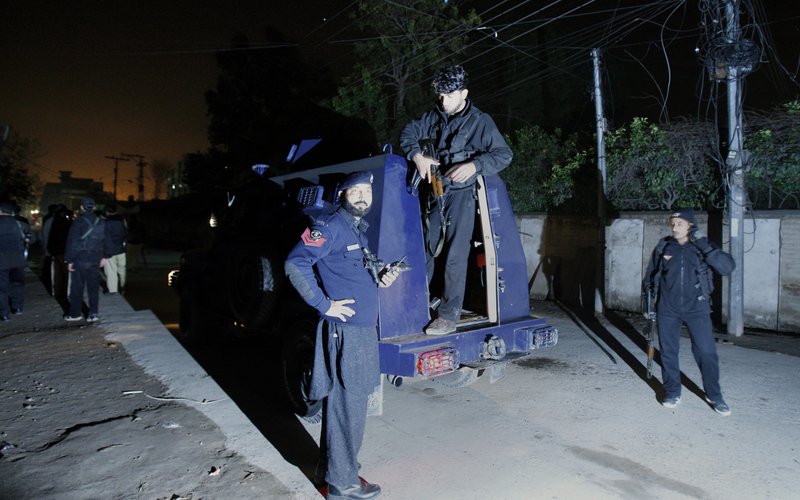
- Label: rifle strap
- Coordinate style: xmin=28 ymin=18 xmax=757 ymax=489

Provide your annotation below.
xmin=648 ymin=238 xmax=669 ymax=290
xmin=81 ymin=217 xmax=100 ymax=240
xmin=436 ymin=110 xmax=481 ymax=157
xmin=689 ymin=241 xmax=714 ymax=299
xmin=15 ymin=220 xmax=27 ymax=244
xmin=424 ymin=195 xmax=447 ymax=258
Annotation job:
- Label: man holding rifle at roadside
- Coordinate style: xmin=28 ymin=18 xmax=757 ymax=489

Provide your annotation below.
xmin=400 ymin=64 xmax=513 ymax=335
xmin=642 ymin=208 xmax=735 ymax=416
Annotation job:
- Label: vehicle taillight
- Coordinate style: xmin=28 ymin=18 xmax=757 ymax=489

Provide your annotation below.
xmin=417 ymin=347 xmax=459 ymax=377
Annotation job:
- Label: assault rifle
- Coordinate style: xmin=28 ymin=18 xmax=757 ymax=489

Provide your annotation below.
xmin=424 ymin=146 xmax=445 ymax=200
xmin=644 ymin=290 xmax=657 ymax=379
xmin=407 ymin=139 xmax=447 ymax=257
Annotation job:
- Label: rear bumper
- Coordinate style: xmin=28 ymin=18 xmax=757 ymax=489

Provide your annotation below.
xmin=378 ymin=317 xmax=558 ymax=378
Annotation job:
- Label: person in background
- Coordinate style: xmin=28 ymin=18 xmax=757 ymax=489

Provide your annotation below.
xmin=40 ymin=204 xmax=58 ymax=294
xmin=642 ymin=208 xmax=735 ymax=416
xmin=48 ymin=204 xmax=72 ymax=301
xmin=64 ymin=198 xmax=107 ymax=322
xmin=103 ymin=204 xmax=127 ymax=294
xmin=126 ymin=214 xmax=146 ymax=272
xmin=0 ymin=201 xmax=31 ymax=320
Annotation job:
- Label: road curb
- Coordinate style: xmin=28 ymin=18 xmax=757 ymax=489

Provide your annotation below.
xmin=97 ymin=294 xmax=320 ymax=499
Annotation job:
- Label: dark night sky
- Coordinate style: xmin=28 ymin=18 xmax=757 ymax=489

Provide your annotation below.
xmin=1 ymin=0 xmax=339 ymax=200
xmin=2 ymin=1 xmax=799 ymax=201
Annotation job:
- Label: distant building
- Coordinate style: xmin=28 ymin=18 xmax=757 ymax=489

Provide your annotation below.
xmin=167 ymin=161 xmax=190 ymax=198
xmin=39 ymin=171 xmax=109 ymax=213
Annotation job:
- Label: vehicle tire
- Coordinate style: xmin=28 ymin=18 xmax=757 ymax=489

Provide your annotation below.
xmin=281 ymin=319 xmax=323 ymax=419
xmin=226 ymin=250 xmax=282 ymax=328
xmin=178 ymin=284 xmax=232 ymax=348
xmin=432 ymin=366 xmax=482 ymax=388
xmin=177 ymin=286 xmax=206 ymax=347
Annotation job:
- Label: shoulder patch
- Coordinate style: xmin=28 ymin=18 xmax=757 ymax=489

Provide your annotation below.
xmin=301 ymin=228 xmax=326 ymax=247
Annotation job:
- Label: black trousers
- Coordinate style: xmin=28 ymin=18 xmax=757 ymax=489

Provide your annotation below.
xmin=427 ymin=187 xmax=475 ymax=321
xmin=658 ymin=312 xmax=722 ymax=401
xmin=69 ymin=262 xmax=100 ymax=317
xmin=315 ymin=321 xmax=379 ymax=490
xmin=1 ymin=267 xmax=25 ymax=317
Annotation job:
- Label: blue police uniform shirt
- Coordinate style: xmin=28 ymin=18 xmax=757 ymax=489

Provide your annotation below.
xmin=285 ymin=206 xmax=379 ymax=327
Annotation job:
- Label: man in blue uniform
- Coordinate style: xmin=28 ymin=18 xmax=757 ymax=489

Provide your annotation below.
xmin=64 ymin=198 xmax=107 ymax=322
xmin=285 ymin=172 xmax=400 ymax=500
xmin=643 ymin=208 xmax=735 ymax=416
xmin=400 ymin=64 xmax=513 ymax=335
xmin=0 ymin=201 xmax=31 ymax=321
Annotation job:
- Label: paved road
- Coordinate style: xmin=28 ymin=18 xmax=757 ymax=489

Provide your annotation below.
xmin=352 ymin=301 xmax=800 ymax=499
xmin=13 ymin=248 xmax=798 ymax=499
xmin=125 ymin=250 xmax=800 ymax=499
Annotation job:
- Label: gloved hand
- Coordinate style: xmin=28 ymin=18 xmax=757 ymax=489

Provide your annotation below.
xmin=692 ymin=234 xmax=714 ymax=254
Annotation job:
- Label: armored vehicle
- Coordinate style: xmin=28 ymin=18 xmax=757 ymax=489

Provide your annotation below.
xmin=170 ymin=152 xmax=557 ymax=417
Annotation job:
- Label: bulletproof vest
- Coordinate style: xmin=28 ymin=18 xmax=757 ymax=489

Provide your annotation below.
xmin=693 ymin=243 xmax=714 ymax=300
xmin=435 ymin=111 xmax=480 ymax=166
xmin=76 ymin=216 xmax=106 ymax=260
xmin=650 ymin=238 xmax=714 ymax=301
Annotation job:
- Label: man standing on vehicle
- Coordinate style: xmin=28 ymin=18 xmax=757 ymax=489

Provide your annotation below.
xmin=285 ymin=171 xmax=400 ymax=500
xmin=642 ymin=208 xmax=735 ymax=415
xmin=400 ymin=64 xmax=513 ymax=335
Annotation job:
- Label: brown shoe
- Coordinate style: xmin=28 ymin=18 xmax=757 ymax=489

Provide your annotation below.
xmin=425 ymin=317 xmax=456 ymax=335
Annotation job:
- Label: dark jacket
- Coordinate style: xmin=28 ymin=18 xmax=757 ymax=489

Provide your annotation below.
xmin=0 ymin=214 xmax=29 ymax=270
xmin=284 ymin=207 xmax=379 ymax=327
xmin=104 ymin=214 xmax=127 ymax=257
xmin=644 ymin=236 xmax=735 ymax=317
xmin=47 ymin=210 xmax=72 ymax=256
xmin=399 ymin=100 xmax=513 ymax=188
xmin=65 ymin=211 xmax=106 ymax=264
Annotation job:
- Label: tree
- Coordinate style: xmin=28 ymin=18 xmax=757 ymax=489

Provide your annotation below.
xmin=330 ymin=0 xmax=480 ymax=145
xmin=604 ymin=117 xmax=718 ymax=210
xmin=503 ymin=126 xmax=582 ymax=212
xmin=187 ymin=29 xmax=377 ymax=193
xmin=0 ymin=130 xmax=41 ymax=203
xmin=744 ymin=101 xmax=800 ymax=209
xmin=149 ymin=158 xmax=172 ymax=200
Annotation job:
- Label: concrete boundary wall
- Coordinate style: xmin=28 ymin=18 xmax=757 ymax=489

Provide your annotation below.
xmin=517 ymin=211 xmax=800 ymax=333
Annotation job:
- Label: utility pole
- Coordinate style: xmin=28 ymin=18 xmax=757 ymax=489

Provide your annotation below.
xmin=104 ymin=155 xmax=129 ymax=201
xmin=591 ymin=48 xmax=607 ymax=315
xmin=724 ymin=1 xmax=745 ymax=337
xmin=122 ymin=153 xmax=146 ymax=202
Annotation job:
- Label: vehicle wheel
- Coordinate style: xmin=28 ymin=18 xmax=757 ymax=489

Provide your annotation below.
xmin=281 ymin=320 xmax=323 ymax=419
xmin=178 ymin=285 xmax=231 ymax=347
xmin=226 ymin=251 xmax=282 ymax=328
xmin=432 ymin=366 xmax=483 ymax=388
xmin=177 ymin=286 xmax=206 ymax=347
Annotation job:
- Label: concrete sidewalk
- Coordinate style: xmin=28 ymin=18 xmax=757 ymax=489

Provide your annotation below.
xmin=0 ymin=269 xmax=319 ymax=499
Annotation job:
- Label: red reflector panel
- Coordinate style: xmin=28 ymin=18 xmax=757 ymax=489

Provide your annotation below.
xmin=417 ymin=347 xmax=459 ymax=377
